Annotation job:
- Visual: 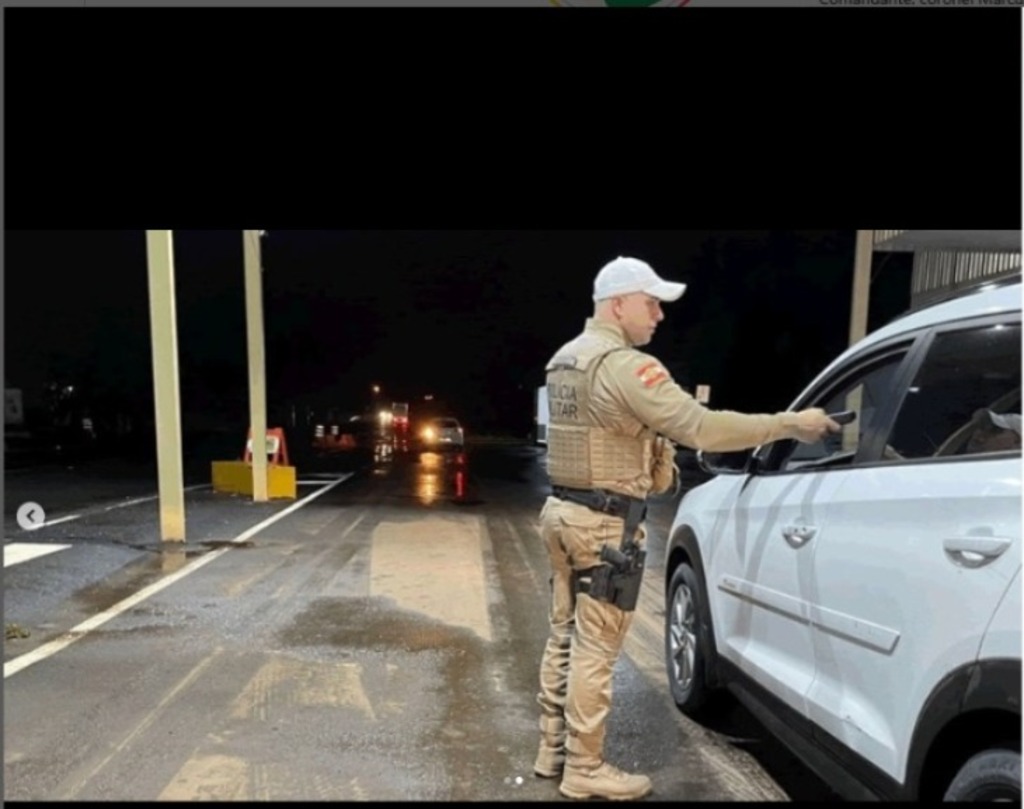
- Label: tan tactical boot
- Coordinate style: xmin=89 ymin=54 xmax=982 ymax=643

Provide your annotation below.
xmin=559 ymin=761 xmax=653 ymax=801
xmin=533 ymin=715 xmax=566 ymax=778
xmin=533 ymin=741 xmax=565 ymax=779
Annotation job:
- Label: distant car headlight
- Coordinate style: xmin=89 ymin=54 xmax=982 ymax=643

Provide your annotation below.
xmin=422 ymin=427 xmax=436 ymax=441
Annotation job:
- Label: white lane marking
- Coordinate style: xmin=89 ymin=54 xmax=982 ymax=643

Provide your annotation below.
xmin=4 ymin=473 xmax=354 ymax=679
xmin=4 ymin=542 xmax=73 ymax=567
xmin=101 ymin=483 xmax=210 ymax=511
xmin=37 ymin=514 xmax=82 ymax=528
xmin=14 ymin=484 xmax=214 ymax=533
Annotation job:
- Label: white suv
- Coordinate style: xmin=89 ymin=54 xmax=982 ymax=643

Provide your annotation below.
xmin=663 ymin=280 xmax=1021 ymax=801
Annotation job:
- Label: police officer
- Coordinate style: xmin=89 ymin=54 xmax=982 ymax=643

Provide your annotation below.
xmin=534 ymin=256 xmax=841 ymax=801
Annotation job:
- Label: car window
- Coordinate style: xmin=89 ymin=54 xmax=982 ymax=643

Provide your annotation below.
xmin=769 ymin=352 xmax=908 ymax=473
xmin=884 ymin=322 xmax=1021 ymax=461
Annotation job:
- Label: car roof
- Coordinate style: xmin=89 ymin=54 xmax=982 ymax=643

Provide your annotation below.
xmin=872 ymin=278 xmax=1021 ymax=341
xmin=848 ymin=279 xmax=1018 ymax=356
xmin=793 ymin=280 xmax=1021 ymax=406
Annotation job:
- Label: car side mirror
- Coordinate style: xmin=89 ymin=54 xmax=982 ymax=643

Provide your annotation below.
xmin=697 ymin=447 xmax=755 ymax=476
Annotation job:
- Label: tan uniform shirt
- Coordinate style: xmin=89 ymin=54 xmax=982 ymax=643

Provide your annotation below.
xmin=580 ymin=318 xmax=799 ymax=453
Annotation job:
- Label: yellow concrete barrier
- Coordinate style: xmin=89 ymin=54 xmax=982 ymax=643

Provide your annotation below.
xmin=211 ymin=460 xmax=297 ymax=499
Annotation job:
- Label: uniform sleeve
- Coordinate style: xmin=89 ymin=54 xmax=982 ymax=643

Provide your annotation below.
xmin=597 ymin=351 xmax=801 ymax=452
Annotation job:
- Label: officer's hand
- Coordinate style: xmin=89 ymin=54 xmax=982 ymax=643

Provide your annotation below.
xmin=790 ymin=408 xmax=842 ymax=444
xmin=650 ymin=438 xmax=678 ymax=494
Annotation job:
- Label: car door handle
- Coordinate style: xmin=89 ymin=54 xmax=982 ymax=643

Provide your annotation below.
xmin=943 ymin=536 xmax=1013 ymax=569
xmin=782 ymin=524 xmax=817 ymax=548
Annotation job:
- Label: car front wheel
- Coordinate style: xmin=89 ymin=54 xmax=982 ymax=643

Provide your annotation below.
xmin=665 ymin=561 xmax=720 ymax=717
xmin=943 ymin=748 xmax=1021 ymax=801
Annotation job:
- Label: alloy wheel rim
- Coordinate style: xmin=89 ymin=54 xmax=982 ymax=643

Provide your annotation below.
xmin=669 ymin=583 xmax=697 ymax=691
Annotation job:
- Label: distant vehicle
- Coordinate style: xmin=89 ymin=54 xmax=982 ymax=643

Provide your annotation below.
xmin=392 ymin=401 xmax=410 ymax=442
xmin=663 ymin=279 xmax=1021 ymax=801
xmin=420 ymin=417 xmax=464 ymax=450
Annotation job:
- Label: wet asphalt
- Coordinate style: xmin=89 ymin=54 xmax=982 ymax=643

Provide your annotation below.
xmin=3 ymin=442 xmax=838 ymax=801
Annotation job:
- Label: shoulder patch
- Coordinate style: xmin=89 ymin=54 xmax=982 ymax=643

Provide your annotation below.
xmin=635 ymin=360 xmax=669 ymax=388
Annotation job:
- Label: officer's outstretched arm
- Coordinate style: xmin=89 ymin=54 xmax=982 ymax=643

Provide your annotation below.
xmin=600 ymin=352 xmax=839 ymax=452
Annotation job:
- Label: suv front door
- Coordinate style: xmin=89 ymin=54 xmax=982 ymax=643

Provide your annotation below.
xmin=711 ymin=345 xmax=912 ymax=726
xmin=803 ymin=318 xmax=1022 ymax=786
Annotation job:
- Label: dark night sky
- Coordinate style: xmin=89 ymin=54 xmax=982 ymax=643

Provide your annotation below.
xmin=3 ymin=9 xmax=1016 ymax=443
xmin=4 ymin=229 xmax=914 ymax=438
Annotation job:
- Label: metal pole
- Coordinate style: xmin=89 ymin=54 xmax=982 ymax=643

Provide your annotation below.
xmin=244 ymin=230 xmax=268 ymax=502
xmin=145 ymin=231 xmax=186 ymax=542
xmin=843 ymin=230 xmax=875 ymax=451
xmin=849 ymin=229 xmax=874 ymax=347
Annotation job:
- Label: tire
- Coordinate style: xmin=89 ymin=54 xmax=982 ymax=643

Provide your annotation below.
xmin=664 ymin=561 xmax=720 ymax=717
xmin=943 ymin=748 xmax=1021 ymax=802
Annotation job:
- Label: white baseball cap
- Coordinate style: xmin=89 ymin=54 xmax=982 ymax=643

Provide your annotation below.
xmin=593 ymin=256 xmax=687 ymax=302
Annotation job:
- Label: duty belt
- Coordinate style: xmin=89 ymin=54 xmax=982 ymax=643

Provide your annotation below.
xmin=552 ymin=485 xmax=647 ymax=521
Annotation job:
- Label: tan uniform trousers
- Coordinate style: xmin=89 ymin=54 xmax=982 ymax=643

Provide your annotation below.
xmin=536 ymin=495 xmax=645 ymax=768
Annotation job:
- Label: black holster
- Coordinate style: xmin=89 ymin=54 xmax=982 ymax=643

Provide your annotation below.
xmin=580 ymin=498 xmax=648 ymax=612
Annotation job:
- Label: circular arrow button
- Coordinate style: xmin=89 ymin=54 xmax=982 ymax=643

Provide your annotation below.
xmin=16 ymin=501 xmax=46 ymax=531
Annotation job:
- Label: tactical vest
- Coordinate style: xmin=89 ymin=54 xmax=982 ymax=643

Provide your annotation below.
xmin=545 ymin=332 xmax=657 ymax=497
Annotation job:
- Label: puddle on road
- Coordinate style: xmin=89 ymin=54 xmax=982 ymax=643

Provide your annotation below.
xmin=201 ymin=540 xmax=255 ymax=550
xmin=72 ymin=541 xmax=244 ymax=613
xmin=278 ymin=596 xmax=480 ymax=653
xmin=276 ymin=595 xmax=512 ymax=801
